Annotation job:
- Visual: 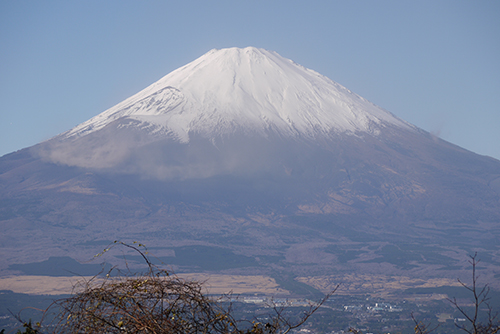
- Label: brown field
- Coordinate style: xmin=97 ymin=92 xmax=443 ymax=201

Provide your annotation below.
xmin=0 ymin=274 xmax=289 ymax=296
xmin=297 ymin=274 xmax=462 ymax=298
xmin=0 ymin=272 xmax=463 ymax=298
xmin=0 ymin=275 xmax=90 ymax=295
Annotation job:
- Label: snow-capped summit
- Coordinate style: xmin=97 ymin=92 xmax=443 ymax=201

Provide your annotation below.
xmin=64 ymin=47 xmax=412 ymax=143
xmin=39 ymin=47 xmax=422 ymax=177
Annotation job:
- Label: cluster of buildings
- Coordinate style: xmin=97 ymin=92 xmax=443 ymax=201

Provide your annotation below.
xmin=344 ymin=302 xmax=403 ymax=313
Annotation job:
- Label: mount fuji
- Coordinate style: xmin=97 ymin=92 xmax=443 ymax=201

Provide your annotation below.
xmin=1 ymin=47 xmax=500 ymax=291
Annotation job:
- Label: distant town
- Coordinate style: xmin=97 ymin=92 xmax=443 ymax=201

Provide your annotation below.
xmin=216 ymin=293 xmax=477 ymax=334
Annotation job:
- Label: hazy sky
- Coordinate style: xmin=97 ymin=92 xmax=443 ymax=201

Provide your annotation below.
xmin=1 ymin=1 xmax=499 ymax=160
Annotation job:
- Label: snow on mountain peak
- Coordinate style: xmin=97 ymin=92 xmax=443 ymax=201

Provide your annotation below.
xmin=64 ymin=47 xmax=413 ymax=142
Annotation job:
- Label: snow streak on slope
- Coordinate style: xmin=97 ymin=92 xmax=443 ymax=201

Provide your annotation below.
xmin=64 ymin=47 xmax=413 ymax=142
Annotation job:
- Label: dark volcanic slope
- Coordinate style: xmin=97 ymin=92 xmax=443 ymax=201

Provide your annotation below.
xmin=1 ymin=126 xmax=499 ymax=284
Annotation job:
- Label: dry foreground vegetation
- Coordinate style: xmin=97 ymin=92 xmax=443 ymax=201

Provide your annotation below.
xmin=5 ymin=242 xmax=335 ymax=334
xmin=2 ymin=243 xmax=500 ymax=334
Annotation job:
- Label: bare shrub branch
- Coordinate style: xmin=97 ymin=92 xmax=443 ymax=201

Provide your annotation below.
xmin=21 ymin=241 xmax=335 ymax=334
xmin=448 ymin=253 xmax=500 ymax=334
xmin=411 ymin=312 xmax=439 ymax=334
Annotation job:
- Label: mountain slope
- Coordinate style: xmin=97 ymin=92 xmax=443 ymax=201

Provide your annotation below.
xmin=1 ymin=47 xmax=499 ymax=290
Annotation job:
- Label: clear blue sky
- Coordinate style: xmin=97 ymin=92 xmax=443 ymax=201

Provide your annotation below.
xmin=1 ymin=1 xmax=499 ymax=160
